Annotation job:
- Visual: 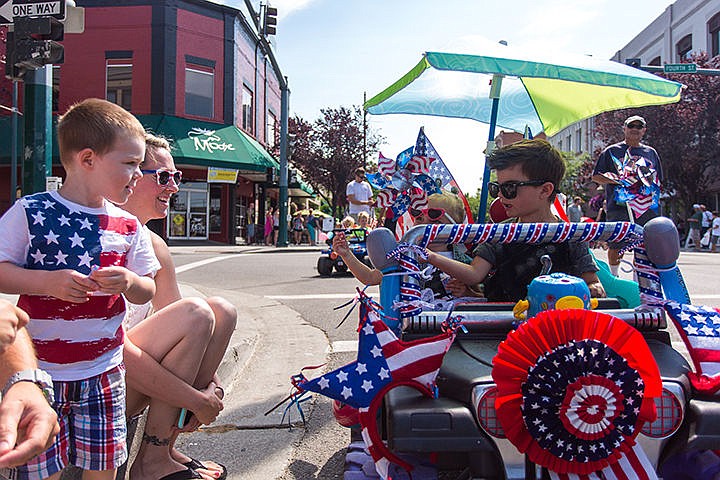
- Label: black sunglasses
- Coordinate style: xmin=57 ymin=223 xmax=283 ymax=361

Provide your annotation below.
xmin=409 ymin=207 xmax=446 ymax=221
xmin=626 ymin=123 xmax=645 ymax=130
xmin=141 ymin=169 xmax=182 ymax=186
xmin=488 ymin=180 xmax=547 ymax=199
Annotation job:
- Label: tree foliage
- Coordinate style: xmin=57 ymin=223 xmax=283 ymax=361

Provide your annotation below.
xmin=591 ymin=53 xmax=720 ymax=217
xmin=289 ymin=105 xmax=383 ymax=218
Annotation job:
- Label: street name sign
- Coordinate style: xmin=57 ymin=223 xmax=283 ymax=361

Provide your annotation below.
xmin=0 ymin=0 xmax=66 ymax=25
xmin=664 ymin=63 xmax=697 ymax=73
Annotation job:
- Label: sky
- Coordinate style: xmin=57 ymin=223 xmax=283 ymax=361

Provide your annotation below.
xmin=221 ymin=0 xmax=671 ymax=194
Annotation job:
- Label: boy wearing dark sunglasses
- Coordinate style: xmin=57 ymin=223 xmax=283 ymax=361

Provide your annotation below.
xmin=424 ymin=139 xmax=604 ymax=302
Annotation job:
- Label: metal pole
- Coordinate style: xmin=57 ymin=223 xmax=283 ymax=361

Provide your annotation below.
xmin=11 ymin=80 xmax=19 ymax=204
xmin=478 ymin=73 xmax=503 ymax=221
xmin=23 ymin=66 xmax=53 ymax=195
xmin=277 ymin=76 xmax=289 ymax=247
xmin=363 ymin=91 xmax=367 ymax=169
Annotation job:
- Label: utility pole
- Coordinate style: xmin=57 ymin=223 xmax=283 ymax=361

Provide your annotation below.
xmin=22 ymin=66 xmax=53 ymax=194
xmin=362 ymin=91 xmax=367 ymax=169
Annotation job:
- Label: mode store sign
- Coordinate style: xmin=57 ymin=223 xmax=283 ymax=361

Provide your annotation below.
xmin=0 ymin=0 xmax=66 ymax=24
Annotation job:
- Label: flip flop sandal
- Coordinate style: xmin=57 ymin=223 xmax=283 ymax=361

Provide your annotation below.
xmin=182 ymin=458 xmax=228 ymax=480
xmin=158 ymin=467 xmax=203 ymax=480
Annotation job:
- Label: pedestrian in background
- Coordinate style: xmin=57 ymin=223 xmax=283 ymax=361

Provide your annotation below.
xmin=685 ymin=204 xmax=703 ymax=251
xmin=568 ymin=196 xmax=583 ymax=223
xmin=306 ymin=209 xmax=317 ymax=246
xmin=345 ymin=167 xmax=373 ymax=223
xmin=264 ymin=208 xmax=274 ymax=246
xmin=592 ymin=115 xmax=663 ymax=276
xmin=711 ymin=211 xmax=720 ymax=253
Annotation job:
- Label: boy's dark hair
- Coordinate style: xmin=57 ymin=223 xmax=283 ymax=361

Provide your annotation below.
xmin=354 ymin=167 xmax=366 ymax=177
xmin=57 ymin=98 xmax=146 ymax=168
xmin=487 ymin=139 xmax=565 ymax=200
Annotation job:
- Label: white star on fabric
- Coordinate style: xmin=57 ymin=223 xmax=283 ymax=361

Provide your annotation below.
xmin=701 ymin=325 xmax=716 ymax=336
xmin=370 ymin=345 xmax=382 ymax=357
xmin=45 ymin=230 xmax=59 ymax=245
xmin=77 ymin=218 xmax=93 ymax=230
xmin=378 ymin=367 xmax=389 ymax=380
xmin=317 ymin=377 xmax=330 ymax=390
xmin=590 ymin=347 xmax=598 ymax=356
xmin=356 ymin=363 xmax=367 ymax=375
xmin=31 ymin=211 xmax=45 ymax=226
xmin=58 ymin=215 xmax=71 ymax=226
xmin=686 ymin=325 xmax=699 ymax=335
xmin=362 ymin=322 xmax=374 ymax=335
xmin=30 ymin=249 xmax=46 ymax=264
xmin=42 ymin=199 xmax=55 ymax=209
xmin=361 ymin=380 xmax=374 ymax=393
xmin=55 ymin=251 xmax=68 ymax=265
xmin=69 ymin=232 xmax=85 ymax=248
xmin=336 ymin=370 xmax=348 ymax=383
xmin=341 ymin=386 xmax=353 ymax=399
xmin=77 ymin=252 xmax=93 ymax=268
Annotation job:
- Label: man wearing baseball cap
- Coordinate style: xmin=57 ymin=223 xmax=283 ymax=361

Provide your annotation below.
xmin=592 ymin=115 xmax=663 ymax=275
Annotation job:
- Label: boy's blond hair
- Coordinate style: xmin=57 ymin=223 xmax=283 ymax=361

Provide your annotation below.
xmin=357 ymin=211 xmax=369 ymax=222
xmin=57 ymin=98 xmax=145 ymax=167
xmin=427 ymin=192 xmax=465 ymax=223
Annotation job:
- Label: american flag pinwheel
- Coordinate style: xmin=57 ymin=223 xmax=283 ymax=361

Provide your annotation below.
xmin=366 ymin=146 xmax=441 ymax=217
xmin=606 ymin=149 xmax=661 ymax=219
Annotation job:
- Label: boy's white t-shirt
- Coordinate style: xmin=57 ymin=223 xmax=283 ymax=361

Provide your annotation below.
xmin=0 ymin=191 xmax=160 ymax=381
xmin=712 ymin=216 xmax=720 ymax=235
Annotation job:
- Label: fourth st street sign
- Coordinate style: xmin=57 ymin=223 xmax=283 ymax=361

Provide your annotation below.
xmin=0 ymin=0 xmax=66 ymax=25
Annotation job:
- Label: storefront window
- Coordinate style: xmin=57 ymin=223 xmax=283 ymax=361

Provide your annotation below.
xmin=168 ymin=182 xmax=208 ymax=240
xmin=209 ymin=186 xmax=222 ymax=234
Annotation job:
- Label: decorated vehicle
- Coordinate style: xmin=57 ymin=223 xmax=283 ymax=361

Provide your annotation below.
xmin=292 ymin=218 xmax=720 ymax=480
xmin=317 ymin=228 xmax=372 ymax=277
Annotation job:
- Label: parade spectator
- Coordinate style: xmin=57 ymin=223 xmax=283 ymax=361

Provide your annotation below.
xmin=701 ymin=204 xmax=713 ymax=238
xmin=273 ymin=208 xmax=280 ymax=245
xmin=0 ymin=98 xmax=159 ymax=480
xmin=711 ymin=211 xmax=720 ymax=253
xmin=0 ymin=325 xmax=60 ymax=469
xmin=592 ymin=115 xmax=662 ymax=276
xmin=264 ymin=208 xmax=274 ymax=246
xmin=246 ymin=204 xmax=255 ymax=245
xmin=356 ymin=211 xmax=370 ymax=230
xmin=685 ymin=204 xmax=703 ymax=251
xmin=121 ymin=133 xmax=236 ymax=480
xmin=427 ymin=140 xmax=604 ymax=301
xmin=568 ymin=196 xmax=583 ymax=223
xmin=292 ymin=213 xmax=304 ymax=245
xmin=306 ymin=209 xmax=318 ymax=246
xmin=346 ymin=167 xmax=373 ymax=222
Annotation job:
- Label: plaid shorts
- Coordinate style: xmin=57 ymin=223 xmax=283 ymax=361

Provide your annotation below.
xmin=10 ymin=365 xmax=127 ymax=480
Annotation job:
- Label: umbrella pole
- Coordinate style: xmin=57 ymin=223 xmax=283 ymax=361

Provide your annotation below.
xmin=478 ymin=74 xmax=503 ymax=221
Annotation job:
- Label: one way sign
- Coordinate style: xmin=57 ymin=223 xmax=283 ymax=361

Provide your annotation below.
xmin=0 ymin=0 xmax=66 ymax=25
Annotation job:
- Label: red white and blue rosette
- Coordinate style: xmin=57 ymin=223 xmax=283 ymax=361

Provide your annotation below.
xmin=492 ymin=309 xmax=662 ymax=475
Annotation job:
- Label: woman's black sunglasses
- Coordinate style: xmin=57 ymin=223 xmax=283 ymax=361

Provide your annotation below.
xmin=141 ymin=169 xmax=182 ymax=186
xmin=488 ymin=180 xmax=547 ymax=199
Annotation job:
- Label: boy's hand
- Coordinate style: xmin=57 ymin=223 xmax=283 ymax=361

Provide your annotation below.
xmin=88 ymin=266 xmax=135 ymax=295
xmin=332 ymin=232 xmax=351 ymax=258
xmin=588 ymin=281 xmax=606 ymax=299
xmin=49 ymin=270 xmax=99 ymax=303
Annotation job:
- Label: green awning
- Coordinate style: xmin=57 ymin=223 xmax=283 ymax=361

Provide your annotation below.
xmin=139 ymin=115 xmax=279 ymax=172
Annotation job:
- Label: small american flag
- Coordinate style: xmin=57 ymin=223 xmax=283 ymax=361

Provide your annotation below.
xmin=664 ymin=301 xmax=720 ymax=396
xmin=414 ymin=128 xmax=474 ymax=223
xmin=377 ymin=152 xmax=396 ymax=177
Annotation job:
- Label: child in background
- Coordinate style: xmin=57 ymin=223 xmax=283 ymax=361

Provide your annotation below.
xmin=0 ymin=98 xmax=160 ymax=480
xmin=424 ymin=139 xmax=605 ymax=302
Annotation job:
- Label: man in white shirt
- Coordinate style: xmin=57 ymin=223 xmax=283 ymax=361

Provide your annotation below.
xmin=346 ymin=167 xmax=373 ymax=222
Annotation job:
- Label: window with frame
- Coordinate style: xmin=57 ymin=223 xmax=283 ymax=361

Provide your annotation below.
xmin=185 ymin=67 xmax=214 ymax=118
xmin=676 ymin=34 xmax=692 ymax=61
xmin=242 ymin=86 xmax=254 ymax=134
xmin=575 ymin=128 xmax=582 ymax=152
xmin=267 ymin=111 xmax=277 ymax=149
xmin=649 ymin=56 xmax=661 ymax=66
xmin=710 ymin=12 xmax=720 ymax=57
xmin=106 ymin=61 xmax=132 ymax=111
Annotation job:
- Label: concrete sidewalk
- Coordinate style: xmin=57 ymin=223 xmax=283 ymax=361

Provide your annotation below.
xmin=1 ymin=281 xmax=329 ymax=480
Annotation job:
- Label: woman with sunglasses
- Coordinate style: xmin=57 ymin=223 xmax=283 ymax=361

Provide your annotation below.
xmin=121 ymin=134 xmax=237 ymax=480
xmin=425 ymin=140 xmax=605 ymax=303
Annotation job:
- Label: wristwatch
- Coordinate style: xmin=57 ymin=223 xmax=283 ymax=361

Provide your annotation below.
xmin=2 ymin=369 xmax=55 ymax=405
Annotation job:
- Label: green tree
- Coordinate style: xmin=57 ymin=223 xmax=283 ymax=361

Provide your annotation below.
xmin=289 ymin=106 xmax=383 ymax=218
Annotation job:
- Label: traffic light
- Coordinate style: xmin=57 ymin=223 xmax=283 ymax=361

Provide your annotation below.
xmin=263 ymin=5 xmax=277 ymax=36
xmin=7 ymin=16 xmax=65 ymax=79
xmin=625 ymin=58 xmax=642 ymax=68
xmin=266 ymin=166 xmax=278 ymax=184
xmin=287 ymin=133 xmax=296 ymax=159
xmin=289 ymin=168 xmax=298 ymax=185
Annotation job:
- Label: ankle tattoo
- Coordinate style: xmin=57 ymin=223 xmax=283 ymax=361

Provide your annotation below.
xmin=142 ymin=433 xmax=170 ymax=446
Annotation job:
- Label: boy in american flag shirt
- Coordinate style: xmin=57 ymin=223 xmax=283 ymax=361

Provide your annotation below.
xmin=0 ymin=99 xmax=160 ymax=480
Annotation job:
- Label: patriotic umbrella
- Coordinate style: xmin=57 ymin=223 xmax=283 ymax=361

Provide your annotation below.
xmin=364 ymin=39 xmax=683 ymax=220
xmin=492 ymin=309 xmax=662 ymax=477
xmin=664 ymin=302 xmax=720 ymax=396
xmin=292 ymin=295 xmax=460 ymax=479
xmin=367 ymin=147 xmax=440 ymax=217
